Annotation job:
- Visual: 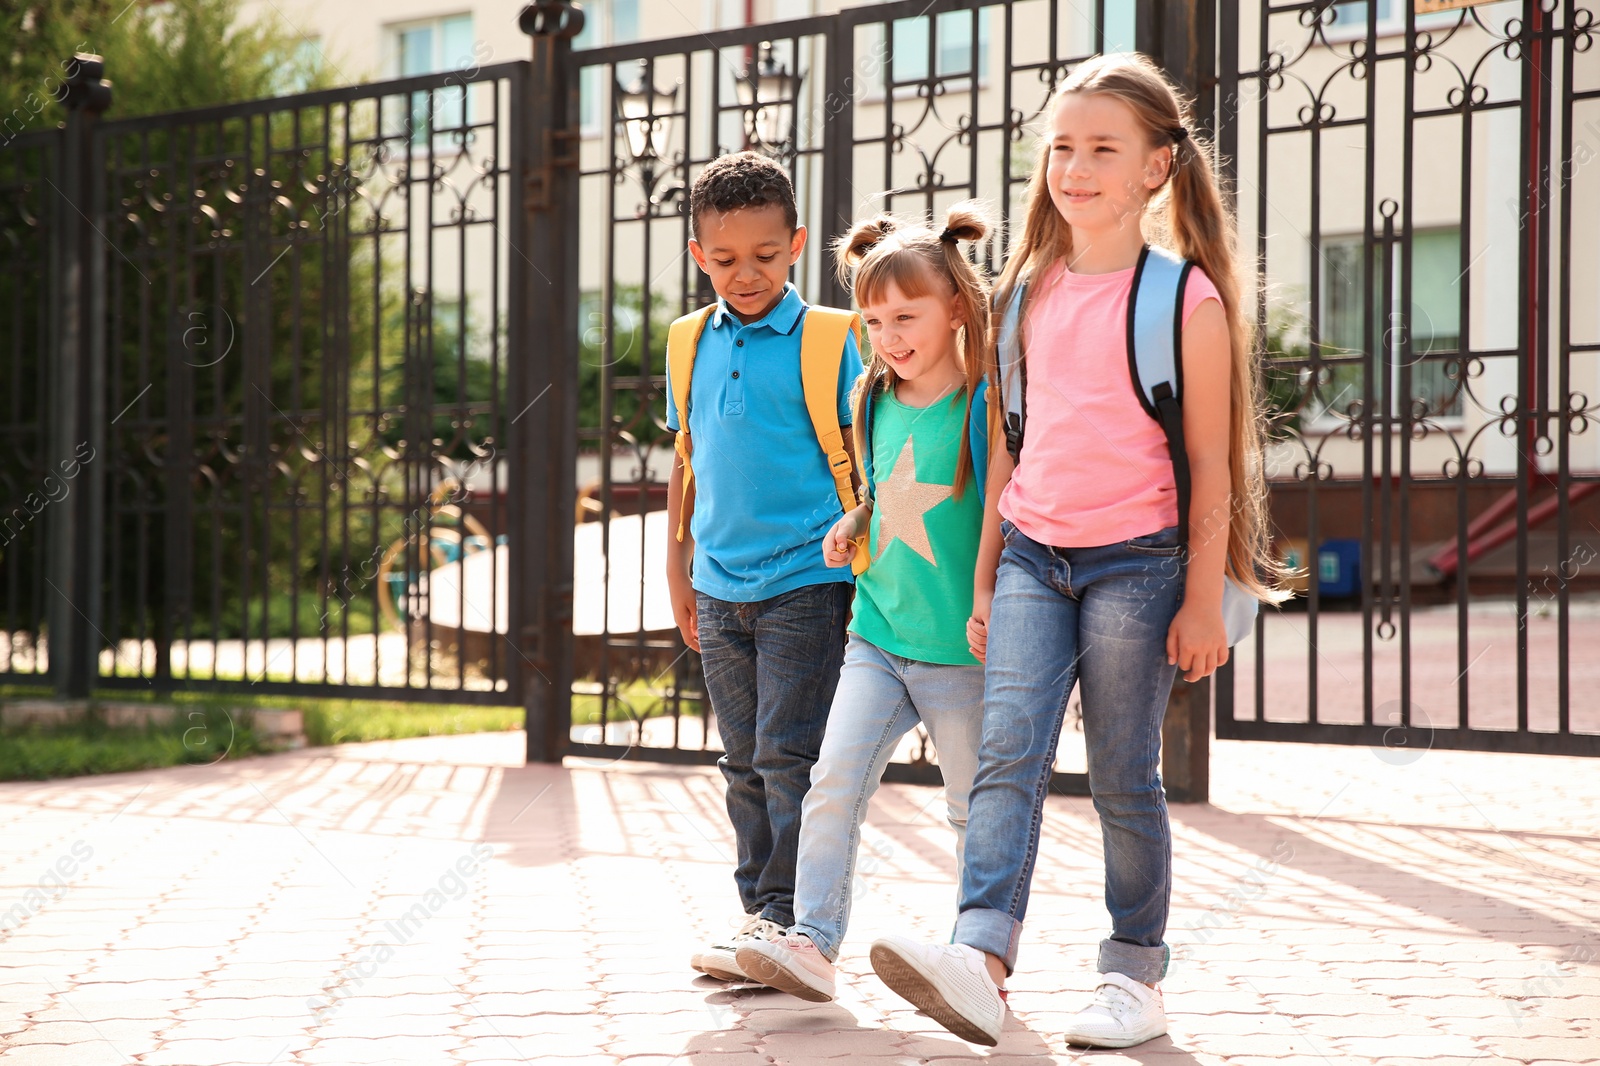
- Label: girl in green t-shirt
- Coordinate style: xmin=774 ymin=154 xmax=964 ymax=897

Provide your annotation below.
xmin=733 ymin=202 xmax=996 ymax=1003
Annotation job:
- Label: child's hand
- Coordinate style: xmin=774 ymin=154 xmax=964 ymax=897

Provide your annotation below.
xmin=823 ymin=506 xmax=867 ymax=568
xmin=1166 ymin=600 xmax=1228 ymax=682
xmin=666 ymin=567 xmax=699 ymax=652
xmin=967 ymin=586 xmax=993 ymax=662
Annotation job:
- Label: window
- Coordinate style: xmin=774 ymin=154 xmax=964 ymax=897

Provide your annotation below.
xmin=1322 ymin=0 xmax=1464 ymax=41
xmin=1312 ymin=229 xmax=1464 ymax=425
xmin=388 ymin=14 xmax=476 ymax=146
xmin=863 ymin=9 xmax=991 ymax=93
xmin=575 ymin=0 xmax=642 ymax=133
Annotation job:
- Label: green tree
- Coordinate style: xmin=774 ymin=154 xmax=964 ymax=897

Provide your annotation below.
xmin=1 ymin=0 xmax=331 ymax=130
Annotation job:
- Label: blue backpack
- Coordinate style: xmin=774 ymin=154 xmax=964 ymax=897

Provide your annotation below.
xmin=994 ymin=244 xmax=1259 ymax=646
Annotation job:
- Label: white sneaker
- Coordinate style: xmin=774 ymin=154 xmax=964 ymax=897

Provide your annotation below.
xmin=1061 ymin=971 xmax=1167 ymax=1048
xmin=690 ymin=914 xmax=784 ymax=981
xmin=736 ymin=933 xmax=837 ymax=1002
xmin=870 ymin=935 xmax=1005 ymax=1046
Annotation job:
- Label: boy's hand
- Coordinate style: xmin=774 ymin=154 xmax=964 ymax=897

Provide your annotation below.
xmin=1166 ymin=599 xmax=1228 ymax=682
xmin=666 ymin=567 xmax=699 ymax=652
xmin=967 ymin=585 xmax=993 ymax=663
xmin=823 ymin=505 xmax=869 ymax=568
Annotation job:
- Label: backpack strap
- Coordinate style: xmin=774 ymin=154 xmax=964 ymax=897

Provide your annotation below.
xmin=1128 ymin=245 xmax=1259 ymax=642
xmin=858 ymin=380 xmax=878 ymax=500
xmin=968 ymin=377 xmax=990 ymax=503
xmin=1126 ymin=244 xmax=1194 ymax=547
xmin=799 ymin=306 xmax=869 ymax=575
xmin=667 ymin=304 xmax=716 ymax=543
xmin=995 ymin=280 xmax=1030 ymax=462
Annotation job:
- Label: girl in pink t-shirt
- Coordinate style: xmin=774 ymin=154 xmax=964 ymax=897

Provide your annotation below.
xmin=869 ymin=54 xmax=1292 ymax=1050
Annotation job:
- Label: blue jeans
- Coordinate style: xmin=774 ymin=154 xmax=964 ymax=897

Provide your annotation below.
xmin=954 ymin=520 xmax=1184 ymax=985
xmin=791 ymin=634 xmax=984 ymax=961
xmin=696 ymin=582 xmax=852 ymax=928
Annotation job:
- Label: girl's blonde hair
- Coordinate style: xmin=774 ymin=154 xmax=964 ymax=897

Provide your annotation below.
xmin=995 ymin=52 xmax=1290 ymax=603
xmin=833 ymin=201 xmax=992 ymax=500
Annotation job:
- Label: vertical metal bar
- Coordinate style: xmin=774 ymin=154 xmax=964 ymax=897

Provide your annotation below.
xmin=1306 ymin=15 xmax=1325 ymax=727
xmin=1397 ymin=4 xmax=1417 ymax=730
xmin=820 ymin=16 xmax=854 ymax=309
xmin=999 ymin=1 xmax=1015 ymax=267
xmin=1514 ymin=0 xmax=1538 ymax=733
xmin=423 ymin=86 xmax=439 ymax=691
xmin=518 ymin=4 xmax=581 ymax=762
xmin=1455 ymin=45 xmax=1475 ymax=730
xmin=47 ymin=55 xmax=112 ymax=699
xmin=600 ymin=60 xmax=621 ymax=734
xmin=1378 ymin=207 xmax=1396 ymax=671
xmin=1359 ymin=4 xmax=1379 ymax=729
xmin=1555 ymin=0 xmax=1574 ymax=735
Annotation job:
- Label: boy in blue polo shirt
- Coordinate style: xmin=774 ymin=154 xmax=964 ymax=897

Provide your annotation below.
xmin=665 ymin=152 xmax=864 ymax=981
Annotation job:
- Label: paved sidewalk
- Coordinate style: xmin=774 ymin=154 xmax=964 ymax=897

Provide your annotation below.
xmin=1 ymin=730 xmax=1596 ymax=1065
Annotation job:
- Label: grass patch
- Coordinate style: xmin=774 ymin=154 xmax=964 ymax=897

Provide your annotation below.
xmin=298 ymin=701 xmax=523 ymax=746
xmin=0 ymin=705 xmax=269 ymax=782
xmin=0 ymin=679 xmax=703 ymax=781
xmin=572 ymin=680 xmax=703 ymax=725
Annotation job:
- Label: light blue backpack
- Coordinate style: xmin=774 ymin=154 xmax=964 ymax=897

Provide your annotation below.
xmin=994 ymin=244 xmax=1259 ymax=646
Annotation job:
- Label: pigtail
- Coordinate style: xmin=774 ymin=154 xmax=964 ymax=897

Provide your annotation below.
xmin=833 ymin=215 xmax=898 ymax=286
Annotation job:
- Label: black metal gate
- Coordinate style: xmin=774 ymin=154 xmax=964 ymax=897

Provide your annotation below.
xmin=3 ymin=23 xmax=579 ymax=760
xmin=6 ymin=0 xmax=1593 ymax=781
xmin=1216 ymin=0 xmax=1600 ymax=757
xmin=567 ymin=0 xmax=1599 ymax=772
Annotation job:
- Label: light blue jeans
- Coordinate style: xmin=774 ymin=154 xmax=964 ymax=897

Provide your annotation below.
xmin=791 ymin=633 xmax=984 ymax=962
xmin=953 ymin=520 xmax=1185 ymax=985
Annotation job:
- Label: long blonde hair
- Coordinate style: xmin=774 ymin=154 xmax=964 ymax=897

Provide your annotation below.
xmin=833 ymin=201 xmax=992 ymax=500
xmin=995 ymin=52 xmax=1290 ymax=603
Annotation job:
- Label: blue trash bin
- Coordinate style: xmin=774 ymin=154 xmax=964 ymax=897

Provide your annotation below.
xmin=1317 ymin=539 xmax=1361 ymax=598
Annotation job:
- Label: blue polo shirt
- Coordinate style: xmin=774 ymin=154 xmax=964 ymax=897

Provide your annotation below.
xmin=666 ymin=284 xmax=864 ymax=602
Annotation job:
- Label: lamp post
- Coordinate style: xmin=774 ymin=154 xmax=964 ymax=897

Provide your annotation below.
xmin=614 ymin=58 xmax=682 ymax=216
xmin=736 ymin=41 xmax=803 ymax=157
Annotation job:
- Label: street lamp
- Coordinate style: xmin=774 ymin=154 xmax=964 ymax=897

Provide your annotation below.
xmin=736 ymin=41 xmax=804 ymax=155
xmin=614 ymin=59 xmax=682 ymax=215
xmin=616 ymin=59 xmax=677 ymax=164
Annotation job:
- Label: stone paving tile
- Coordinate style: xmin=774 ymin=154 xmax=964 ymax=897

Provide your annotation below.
xmin=0 ymin=734 xmax=1596 ymax=1065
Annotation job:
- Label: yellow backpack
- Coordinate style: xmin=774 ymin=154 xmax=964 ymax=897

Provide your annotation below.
xmin=667 ymin=304 xmax=869 ymax=576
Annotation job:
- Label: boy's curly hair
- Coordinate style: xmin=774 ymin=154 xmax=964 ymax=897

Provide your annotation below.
xmin=689 ymin=151 xmax=798 ymax=239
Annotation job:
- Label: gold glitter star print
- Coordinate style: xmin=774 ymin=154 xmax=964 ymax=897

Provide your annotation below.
xmin=874 ymin=436 xmax=953 ymax=566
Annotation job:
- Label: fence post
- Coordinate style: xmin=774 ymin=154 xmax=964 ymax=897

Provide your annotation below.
xmin=1140 ymin=2 xmax=1218 ymax=803
xmin=46 ymin=54 xmax=112 ymax=700
xmin=515 ymin=4 xmax=582 ymax=763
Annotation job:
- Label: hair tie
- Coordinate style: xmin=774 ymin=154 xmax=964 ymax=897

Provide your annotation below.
xmin=938 ymin=227 xmax=959 ymax=244
xmin=1169 ymin=126 xmax=1190 ymax=143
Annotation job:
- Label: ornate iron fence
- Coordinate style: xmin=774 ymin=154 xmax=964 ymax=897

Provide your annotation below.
xmin=5 ymin=24 xmax=581 ymax=760
xmin=1216 ymin=0 xmax=1600 ymax=756
xmin=6 ymin=0 xmax=1593 ymax=784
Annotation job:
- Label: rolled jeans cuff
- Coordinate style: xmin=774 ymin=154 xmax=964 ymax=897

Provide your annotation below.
xmin=1099 ymin=938 xmax=1170 ymax=985
xmin=789 ymin=922 xmax=840 ymax=963
xmin=952 ymin=908 xmax=1023 ymax=976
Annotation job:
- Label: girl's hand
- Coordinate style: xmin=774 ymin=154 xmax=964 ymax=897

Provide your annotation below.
xmin=1166 ymin=600 xmax=1228 ymax=682
xmin=967 ymin=586 xmax=993 ymax=663
xmin=823 ymin=505 xmax=868 ymax=568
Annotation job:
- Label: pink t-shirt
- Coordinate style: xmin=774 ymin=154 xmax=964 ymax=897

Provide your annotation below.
xmin=999 ymin=257 xmax=1222 ymax=548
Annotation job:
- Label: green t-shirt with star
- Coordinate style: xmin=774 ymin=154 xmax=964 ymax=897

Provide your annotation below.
xmin=849 ymin=386 xmax=985 ymax=666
